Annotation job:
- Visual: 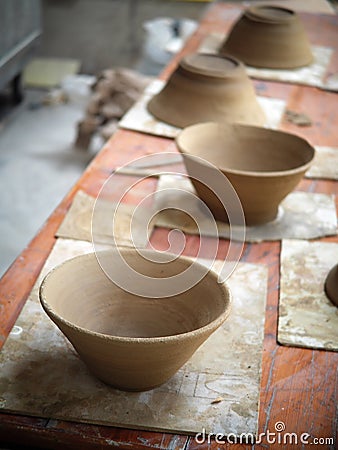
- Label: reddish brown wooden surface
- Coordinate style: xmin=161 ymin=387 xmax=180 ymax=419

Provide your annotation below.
xmin=0 ymin=4 xmax=337 ymax=449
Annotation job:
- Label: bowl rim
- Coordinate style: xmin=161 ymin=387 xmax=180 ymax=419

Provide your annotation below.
xmin=245 ymin=5 xmax=297 ymax=24
xmin=39 ymin=249 xmax=232 ymax=344
xmin=176 ymin=122 xmax=315 ymax=178
xmin=178 ymin=52 xmax=245 ymax=80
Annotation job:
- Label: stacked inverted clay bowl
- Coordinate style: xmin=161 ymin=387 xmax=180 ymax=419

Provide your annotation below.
xmin=147 ymin=53 xmax=266 ymax=127
xmin=176 ymin=122 xmax=315 ymax=225
xmin=40 ymin=249 xmax=231 ymax=391
xmin=219 ymin=5 xmax=313 ymax=69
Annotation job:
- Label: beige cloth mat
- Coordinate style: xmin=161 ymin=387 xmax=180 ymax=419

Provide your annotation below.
xmin=0 ymin=237 xmax=268 ymax=436
xmin=153 ymin=175 xmax=337 ymax=242
xmin=306 ymin=146 xmax=338 ymax=180
xmin=119 ymin=79 xmax=286 ymax=138
xmin=56 ymin=190 xmax=154 ymax=247
xmin=199 ymin=34 xmax=333 ymax=89
xmin=23 ymin=58 xmax=81 ymax=88
xmin=278 ymin=239 xmax=338 ymax=351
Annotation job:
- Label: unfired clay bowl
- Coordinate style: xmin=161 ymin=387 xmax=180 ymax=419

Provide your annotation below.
xmin=324 ymin=263 xmax=338 ymax=308
xmin=219 ymin=5 xmax=313 ymax=69
xmin=176 ymin=122 xmax=315 ymax=225
xmin=147 ymin=53 xmax=265 ymax=128
xmin=39 ymin=249 xmax=231 ymax=391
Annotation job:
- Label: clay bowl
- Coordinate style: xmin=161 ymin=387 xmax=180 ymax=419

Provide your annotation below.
xmin=324 ymin=263 xmax=338 ymax=308
xmin=147 ymin=52 xmax=265 ymax=128
xmin=39 ymin=249 xmax=231 ymax=391
xmin=176 ymin=122 xmax=315 ymax=225
xmin=219 ymin=5 xmax=313 ymax=69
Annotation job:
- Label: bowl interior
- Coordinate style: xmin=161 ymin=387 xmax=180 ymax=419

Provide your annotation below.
xmin=177 ymin=122 xmax=314 ymax=175
xmin=41 ymin=251 xmax=228 ymax=339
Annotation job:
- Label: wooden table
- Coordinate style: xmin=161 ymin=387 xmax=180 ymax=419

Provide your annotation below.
xmin=0 ymin=4 xmax=337 ymax=449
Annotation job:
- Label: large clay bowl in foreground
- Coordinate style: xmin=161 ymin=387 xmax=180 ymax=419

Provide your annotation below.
xmin=147 ymin=53 xmax=265 ymax=128
xmin=219 ymin=5 xmax=313 ymax=69
xmin=40 ymin=249 xmax=231 ymax=391
xmin=176 ymin=122 xmax=315 ymax=225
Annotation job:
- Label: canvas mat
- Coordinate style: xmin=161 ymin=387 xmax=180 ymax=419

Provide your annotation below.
xmin=324 ymin=73 xmax=338 ymax=93
xmin=153 ymin=175 xmax=337 ymax=243
xmin=0 ymin=237 xmax=268 ymax=436
xmin=306 ymin=146 xmax=338 ymax=180
xmin=56 ymin=190 xmax=154 ymax=247
xmin=119 ymin=79 xmax=286 ymax=138
xmin=278 ymin=239 xmax=338 ymax=351
xmin=199 ymin=34 xmax=333 ymax=89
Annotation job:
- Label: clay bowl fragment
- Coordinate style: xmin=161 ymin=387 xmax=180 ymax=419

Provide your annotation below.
xmin=147 ymin=53 xmax=265 ymax=128
xmin=40 ymin=249 xmax=231 ymax=391
xmin=176 ymin=122 xmax=315 ymax=225
xmin=219 ymin=5 xmax=313 ymax=69
xmin=324 ymin=263 xmax=338 ymax=308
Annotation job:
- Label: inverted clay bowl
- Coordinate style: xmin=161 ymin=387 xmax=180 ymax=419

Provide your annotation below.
xmin=176 ymin=122 xmax=315 ymax=225
xmin=219 ymin=5 xmax=313 ymax=69
xmin=324 ymin=263 xmax=338 ymax=308
xmin=39 ymin=249 xmax=231 ymax=391
xmin=147 ymin=52 xmax=265 ymax=128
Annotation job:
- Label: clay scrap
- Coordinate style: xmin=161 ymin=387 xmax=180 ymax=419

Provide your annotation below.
xmin=75 ymin=68 xmax=152 ymax=148
xmin=284 ymin=109 xmax=312 ymax=126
